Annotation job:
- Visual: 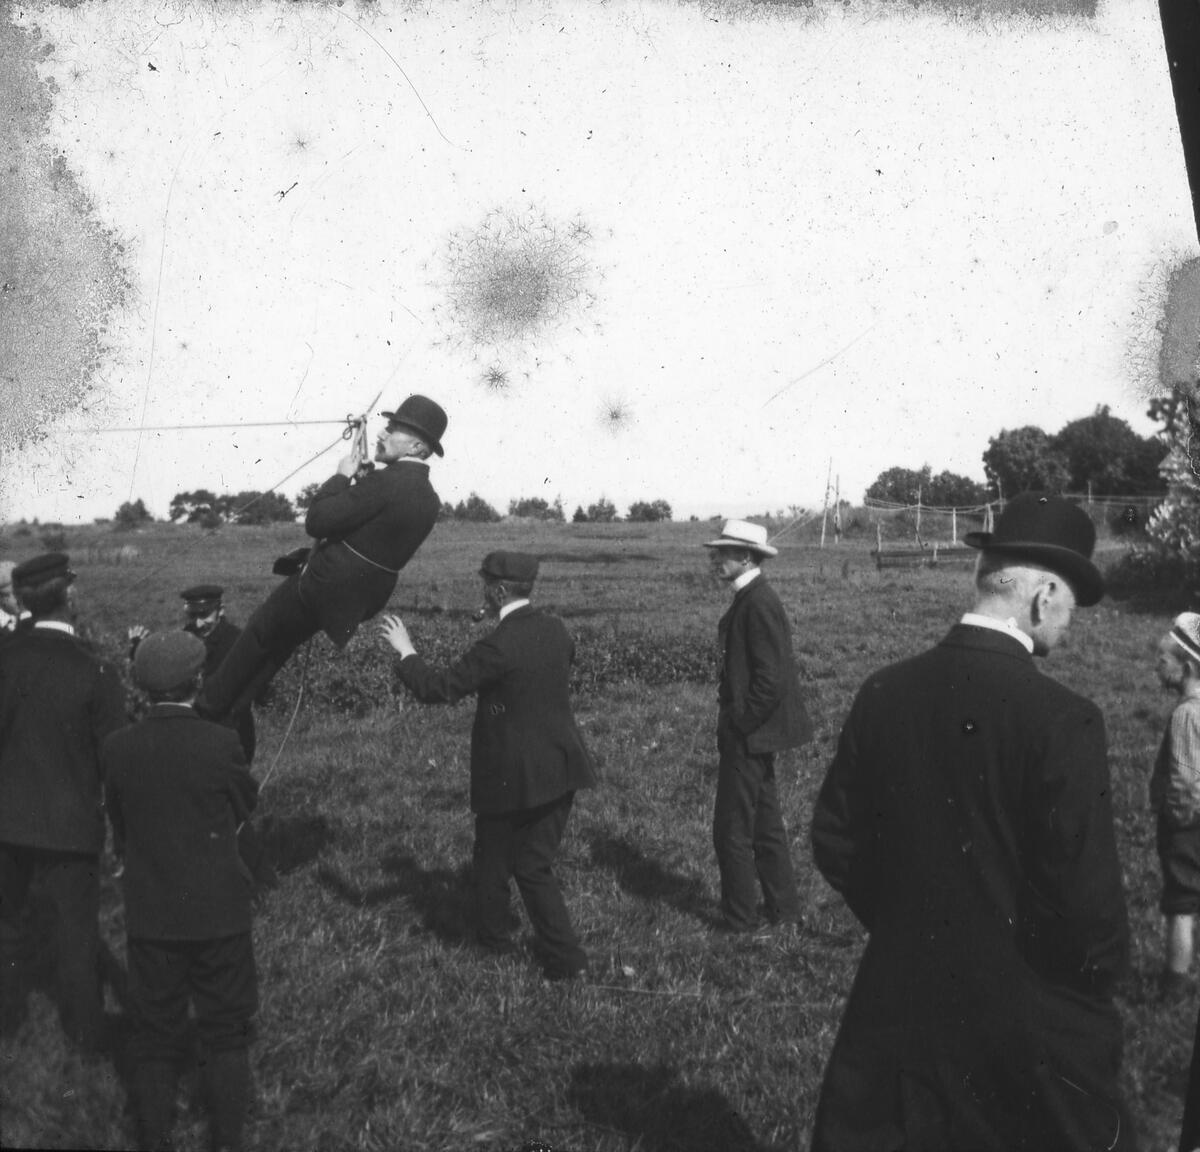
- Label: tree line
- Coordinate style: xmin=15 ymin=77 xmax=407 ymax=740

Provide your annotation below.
xmin=866 ymin=404 xmax=1168 ymax=506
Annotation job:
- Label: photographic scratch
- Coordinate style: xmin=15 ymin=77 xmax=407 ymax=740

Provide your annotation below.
xmin=762 ymin=325 xmax=876 ymax=407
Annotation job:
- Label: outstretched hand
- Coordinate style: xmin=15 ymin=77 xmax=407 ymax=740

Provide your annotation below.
xmin=379 ymin=614 xmax=416 ymax=659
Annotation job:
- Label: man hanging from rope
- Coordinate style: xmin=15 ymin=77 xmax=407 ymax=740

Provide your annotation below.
xmin=196 ymin=394 xmax=447 ymax=722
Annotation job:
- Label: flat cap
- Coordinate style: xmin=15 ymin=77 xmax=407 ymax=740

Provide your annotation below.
xmin=181 ymin=584 xmax=224 ymax=615
xmin=479 ymin=551 xmax=539 ymax=583
xmin=13 ymin=552 xmax=74 ymax=587
xmin=133 ymin=630 xmax=206 ymax=693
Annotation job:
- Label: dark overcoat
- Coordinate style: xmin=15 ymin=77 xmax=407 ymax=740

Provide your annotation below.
xmin=397 ymin=605 xmax=596 ymax=815
xmin=301 ymin=459 xmax=440 ymax=645
xmin=718 ymin=575 xmax=812 ymax=753
xmin=103 ymin=704 xmax=257 ymax=940
xmin=188 ymin=616 xmax=255 ymax=760
xmin=0 ymin=625 xmax=126 ymax=853
xmin=810 ymin=624 xmax=1133 ymax=1151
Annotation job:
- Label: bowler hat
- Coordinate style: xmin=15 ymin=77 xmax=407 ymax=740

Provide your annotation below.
xmin=964 ymin=493 xmax=1103 ymax=607
xmin=704 ymin=519 xmax=778 ymax=558
xmin=181 ymin=584 xmax=223 ymax=615
xmin=480 ymin=551 xmax=540 ymax=583
xmin=134 ymin=630 xmax=206 ymax=693
xmin=380 ymin=394 xmax=447 ymax=457
xmin=13 ymin=552 xmax=74 ymax=587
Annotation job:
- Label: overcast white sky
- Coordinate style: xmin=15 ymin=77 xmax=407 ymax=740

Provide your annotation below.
xmin=4 ymin=0 xmax=1196 ymax=523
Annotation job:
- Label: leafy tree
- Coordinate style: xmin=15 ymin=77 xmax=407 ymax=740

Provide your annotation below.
xmin=925 ymin=470 xmax=989 ymax=506
xmin=982 ymin=426 xmax=1070 ymax=497
xmin=295 ymin=482 xmax=322 ymax=514
xmin=229 ymin=491 xmax=296 ymax=525
xmin=586 ymin=497 xmax=618 ymax=523
xmin=508 ymin=496 xmax=564 ymax=521
xmin=1049 ymin=405 xmax=1166 ymax=495
xmin=571 ymin=505 xmax=588 ymax=523
xmin=169 ymin=489 xmax=220 ymax=523
xmin=865 ymin=466 xmax=930 ymax=504
xmin=627 ymin=499 xmax=672 ymax=522
xmin=456 ymin=493 xmax=501 ymax=522
xmin=114 ymin=499 xmax=153 ymax=530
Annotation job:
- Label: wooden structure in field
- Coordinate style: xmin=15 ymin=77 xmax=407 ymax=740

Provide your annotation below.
xmin=870 ymin=524 xmax=977 ymax=571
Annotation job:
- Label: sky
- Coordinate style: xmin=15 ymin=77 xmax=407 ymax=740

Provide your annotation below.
xmin=1 ymin=0 xmax=1196 ymax=525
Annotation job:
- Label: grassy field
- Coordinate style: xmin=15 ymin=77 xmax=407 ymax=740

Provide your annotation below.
xmin=0 ymin=516 xmax=1193 ymax=1150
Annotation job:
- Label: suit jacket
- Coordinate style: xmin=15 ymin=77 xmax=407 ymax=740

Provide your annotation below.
xmin=300 ymin=460 xmax=440 ymax=645
xmin=809 ymin=624 xmax=1132 ymax=1151
xmin=0 ymin=625 xmax=126 ymax=853
xmin=717 ymin=575 xmax=812 ymax=754
xmin=187 ymin=617 xmax=255 ymax=761
xmin=397 ymin=606 xmax=596 ymax=815
xmin=103 ymin=704 xmax=258 ymax=940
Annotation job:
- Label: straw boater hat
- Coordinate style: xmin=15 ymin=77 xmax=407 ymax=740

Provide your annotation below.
xmin=703 ymin=519 xmax=778 ymax=558
xmin=1170 ymin=613 xmax=1200 ymax=665
xmin=963 ymin=493 xmax=1103 ymax=608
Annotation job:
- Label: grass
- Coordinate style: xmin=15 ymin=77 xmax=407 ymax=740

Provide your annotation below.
xmin=0 ymin=518 xmax=1193 ymax=1149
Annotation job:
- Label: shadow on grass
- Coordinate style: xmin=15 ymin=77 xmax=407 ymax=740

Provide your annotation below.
xmin=315 ymin=849 xmax=473 ymax=945
xmin=587 ymin=832 xmax=714 ymax=925
xmin=566 ymin=1062 xmax=776 ymax=1152
xmin=257 ymin=813 xmax=334 ymax=874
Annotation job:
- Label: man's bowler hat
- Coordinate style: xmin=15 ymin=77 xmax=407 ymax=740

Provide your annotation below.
xmin=380 ymin=394 xmax=447 ymax=457
xmin=964 ymin=493 xmax=1104 ymax=607
xmin=704 ymin=519 xmax=778 ymax=558
xmin=480 ymin=551 xmax=540 ymax=583
xmin=13 ymin=552 xmax=75 ymax=587
xmin=181 ymin=584 xmax=224 ymax=616
xmin=134 ymin=630 xmax=206 ymax=693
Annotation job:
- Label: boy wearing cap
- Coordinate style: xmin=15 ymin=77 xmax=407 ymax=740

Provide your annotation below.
xmin=379 ymin=551 xmax=595 ymax=981
xmin=1152 ymin=612 xmax=1200 ymax=1002
xmin=104 ymin=631 xmax=259 ymax=1152
xmin=810 ymin=493 xmax=1133 ymax=1150
xmin=0 ymin=552 xmax=125 ymax=1051
xmin=704 ymin=519 xmax=812 ymax=934
xmin=198 ymin=394 xmax=446 ymax=722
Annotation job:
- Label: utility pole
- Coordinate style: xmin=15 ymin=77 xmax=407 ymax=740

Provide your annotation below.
xmin=820 ymin=457 xmax=832 ymax=548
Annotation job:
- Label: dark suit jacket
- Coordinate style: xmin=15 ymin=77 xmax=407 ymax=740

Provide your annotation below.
xmin=397 ymin=605 xmax=596 ymax=815
xmin=717 ymin=575 xmax=812 ymax=754
xmin=301 ymin=460 xmax=440 ymax=645
xmin=103 ymin=704 xmax=258 ymax=940
xmin=809 ymin=624 xmax=1132 ymax=1151
xmin=187 ymin=617 xmax=255 ymax=761
xmin=0 ymin=625 xmax=126 ymax=854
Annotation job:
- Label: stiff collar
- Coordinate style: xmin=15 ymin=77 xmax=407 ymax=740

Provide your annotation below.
xmin=731 ymin=568 xmax=761 ymax=594
xmin=33 ymin=620 xmax=75 ymax=636
xmin=959 ymin=612 xmax=1034 ymax=654
xmin=499 ymin=599 xmax=531 ymax=621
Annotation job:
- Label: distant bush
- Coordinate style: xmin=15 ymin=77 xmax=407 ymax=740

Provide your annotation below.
xmin=455 ymin=493 xmax=502 ymax=522
xmin=627 ymin=500 xmax=672 ymax=522
xmin=113 ymin=500 xmax=152 ymax=532
xmin=261 ymin=616 xmax=718 ymax=717
xmin=509 ymin=496 xmax=564 ymax=521
xmin=40 ymin=524 xmax=67 ymax=550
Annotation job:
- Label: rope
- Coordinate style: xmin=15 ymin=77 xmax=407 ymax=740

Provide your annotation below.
xmin=257 ymin=638 xmax=314 ymax=794
xmin=87 ymin=419 xmax=359 ymax=433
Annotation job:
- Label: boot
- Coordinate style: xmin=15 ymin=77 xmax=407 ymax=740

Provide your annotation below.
xmin=202 ymin=1048 xmax=251 ymax=1152
xmin=133 ymin=1060 xmax=178 ymax=1151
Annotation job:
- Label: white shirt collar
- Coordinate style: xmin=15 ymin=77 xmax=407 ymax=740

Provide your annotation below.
xmin=731 ymin=568 xmax=761 ymax=593
xmin=33 ymin=620 xmax=75 ymax=636
xmin=499 ymin=598 xmax=530 ymax=621
xmin=960 ymin=612 xmax=1034 ymax=654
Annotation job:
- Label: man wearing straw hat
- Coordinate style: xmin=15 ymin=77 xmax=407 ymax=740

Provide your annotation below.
xmin=704 ymin=519 xmax=812 ymax=935
xmin=810 ymin=493 xmax=1134 ymax=1150
xmin=197 ymin=394 xmax=446 ymax=722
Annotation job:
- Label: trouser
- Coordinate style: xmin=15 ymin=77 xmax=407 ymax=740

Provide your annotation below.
xmin=197 ymin=575 xmax=319 ymax=720
xmin=712 ymin=716 xmax=800 ymax=931
xmin=473 ymin=794 xmax=587 ymax=978
xmin=128 ymin=934 xmax=257 ymax=1152
xmin=0 ymin=843 xmax=102 ymax=1050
